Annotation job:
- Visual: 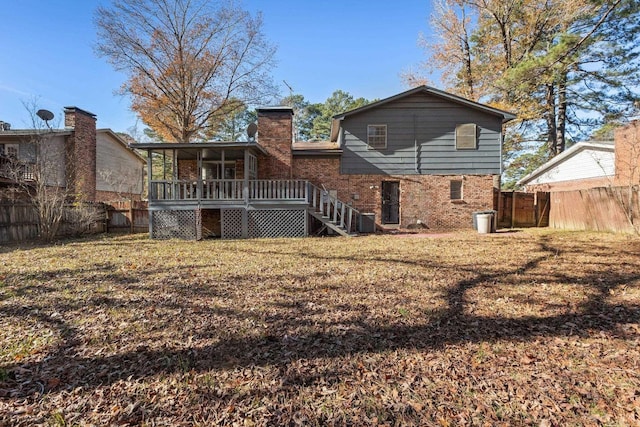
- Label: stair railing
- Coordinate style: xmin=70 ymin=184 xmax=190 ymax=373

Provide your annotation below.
xmin=307 ymin=182 xmax=360 ymax=234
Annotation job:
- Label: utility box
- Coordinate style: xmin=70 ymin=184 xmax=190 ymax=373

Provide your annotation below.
xmin=358 ymin=213 xmax=376 ymax=233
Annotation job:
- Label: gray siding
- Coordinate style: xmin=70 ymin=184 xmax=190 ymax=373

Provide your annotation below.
xmin=340 ymin=92 xmax=503 ymax=175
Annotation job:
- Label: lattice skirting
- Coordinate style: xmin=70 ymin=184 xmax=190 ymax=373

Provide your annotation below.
xmin=222 ymin=208 xmax=307 ymax=239
xmin=151 ymin=209 xmax=202 ymax=240
xmin=221 ymin=209 xmax=243 ymax=240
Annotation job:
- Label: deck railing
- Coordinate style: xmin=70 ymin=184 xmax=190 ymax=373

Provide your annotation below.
xmin=250 ymin=180 xmax=307 ymax=200
xmin=149 ymin=179 xmax=308 ymax=202
xmin=0 ymin=156 xmax=35 ymax=181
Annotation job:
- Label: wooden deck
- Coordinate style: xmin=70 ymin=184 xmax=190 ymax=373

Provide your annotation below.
xmin=148 ymin=179 xmax=359 ymax=237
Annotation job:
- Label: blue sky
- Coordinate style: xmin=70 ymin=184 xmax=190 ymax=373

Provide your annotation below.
xmin=0 ymin=0 xmax=436 ymax=133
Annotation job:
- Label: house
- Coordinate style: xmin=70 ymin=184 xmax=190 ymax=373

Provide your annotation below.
xmin=131 ymin=85 xmax=515 ymax=239
xmin=517 ymin=141 xmax=616 ymax=192
xmin=0 ymin=107 xmax=145 ymax=202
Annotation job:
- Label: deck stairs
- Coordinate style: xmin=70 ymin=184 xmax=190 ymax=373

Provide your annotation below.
xmin=307 ymin=183 xmax=359 ymax=237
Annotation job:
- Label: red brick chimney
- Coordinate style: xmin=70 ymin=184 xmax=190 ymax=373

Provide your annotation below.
xmin=64 ymin=106 xmax=97 ymax=201
xmin=257 ymin=107 xmax=294 ymax=179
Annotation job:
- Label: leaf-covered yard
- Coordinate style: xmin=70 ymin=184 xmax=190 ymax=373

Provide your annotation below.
xmin=1 ymin=230 xmax=639 ymax=426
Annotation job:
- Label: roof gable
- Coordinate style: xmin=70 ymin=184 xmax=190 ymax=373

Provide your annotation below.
xmin=333 ymin=85 xmax=516 ymax=122
xmin=97 ymin=129 xmax=146 ymax=164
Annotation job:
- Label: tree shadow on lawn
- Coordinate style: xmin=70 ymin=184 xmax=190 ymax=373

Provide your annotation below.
xmin=1 ymin=236 xmax=640 ymax=398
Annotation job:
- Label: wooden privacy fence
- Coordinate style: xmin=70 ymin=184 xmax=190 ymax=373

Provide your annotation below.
xmin=1 ymin=201 xmax=149 ymax=243
xmin=0 ymin=203 xmax=39 ymax=243
xmin=550 ymin=186 xmax=640 ymax=234
xmin=0 ymin=202 xmax=106 ymax=244
xmin=106 ymin=201 xmax=149 ymax=233
xmin=497 ymin=191 xmax=550 ymax=228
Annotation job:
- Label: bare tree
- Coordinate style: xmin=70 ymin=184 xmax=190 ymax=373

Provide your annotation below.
xmin=95 ymin=0 xmax=277 ymax=143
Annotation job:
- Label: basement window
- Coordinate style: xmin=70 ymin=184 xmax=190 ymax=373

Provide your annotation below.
xmin=450 ymin=180 xmax=463 ymax=201
xmin=455 ymin=123 xmax=477 ymax=150
xmin=367 ymin=124 xmax=387 ymax=149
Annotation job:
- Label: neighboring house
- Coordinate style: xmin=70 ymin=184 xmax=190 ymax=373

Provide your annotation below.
xmin=517 ymin=121 xmax=640 ymax=234
xmin=517 ymin=141 xmax=616 ymax=192
xmin=132 ymin=85 xmax=515 ymax=239
xmin=0 ymin=107 xmax=145 ymax=202
xmin=519 ymin=120 xmax=640 ymax=193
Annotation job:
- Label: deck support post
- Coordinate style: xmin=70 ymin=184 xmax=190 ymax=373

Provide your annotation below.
xmin=242 ymin=149 xmax=250 ymax=238
xmin=196 ymin=149 xmax=203 ymax=200
xmin=147 ymin=149 xmax=153 ymax=238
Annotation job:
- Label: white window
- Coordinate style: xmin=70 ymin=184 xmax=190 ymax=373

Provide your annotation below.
xmin=455 ymin=123 xmax=477 ymax=150
xmin=367 ymin=124 xmax=387 ymax=149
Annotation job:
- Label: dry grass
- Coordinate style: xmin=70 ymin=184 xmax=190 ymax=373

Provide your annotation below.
xmin=1 ymin=229 xmax=639 ymax=426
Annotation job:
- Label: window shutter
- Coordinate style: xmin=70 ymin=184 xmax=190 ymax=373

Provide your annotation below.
xmin=456 ymin=123 xmax=477 ymax=149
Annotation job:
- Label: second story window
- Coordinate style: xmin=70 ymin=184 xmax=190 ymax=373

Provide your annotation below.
xmin=367 ymin=124 xmax=387 ymax=149
xmin=455 ymin=123 xmax=477 ymax=150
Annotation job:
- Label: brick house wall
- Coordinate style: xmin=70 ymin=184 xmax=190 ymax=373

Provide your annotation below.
xmin=64 ymin=107 xmax=97 ymax=201
xmin=178 ymin=159 xmax=198 ymax=180
xmin=292 ymin=155 xmax=495 ymax=230
xmin=614 ymin=120 xmax=640 ymax=186
xmin=251 ymin=108 xmax=497 ymax=230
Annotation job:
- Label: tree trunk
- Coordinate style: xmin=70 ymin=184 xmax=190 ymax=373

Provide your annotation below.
xmin=545 ymin=84 xmax=558 ymax=155
xmin=461 ymin=8 xmax=475 ymax=99
xmin=557 ymin=73 xmax=568 ymax=154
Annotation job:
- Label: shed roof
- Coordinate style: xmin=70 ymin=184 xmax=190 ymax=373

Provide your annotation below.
xmin=292 ymin=141 xmax=342 ymax=156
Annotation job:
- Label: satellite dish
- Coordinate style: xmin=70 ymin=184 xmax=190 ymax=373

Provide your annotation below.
xmin=36 ymin=109 xmax=55 ymax=122
xmin=247 ymin=122 xmax=258 ymax=140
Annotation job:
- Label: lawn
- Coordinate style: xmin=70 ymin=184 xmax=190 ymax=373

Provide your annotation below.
xmin=1 ymin=229 xmax=639 ymax=426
